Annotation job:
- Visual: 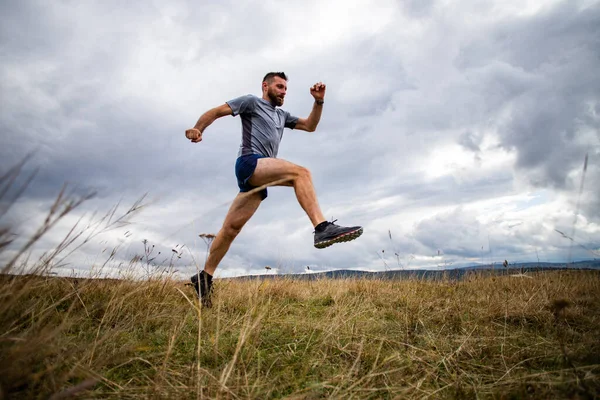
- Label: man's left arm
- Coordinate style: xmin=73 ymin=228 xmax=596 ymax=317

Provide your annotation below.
xmin=295 ymin=82 xmax=326 ymax=132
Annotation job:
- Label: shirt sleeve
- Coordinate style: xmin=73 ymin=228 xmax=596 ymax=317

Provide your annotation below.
xmin=226 ymin=94 xmax=256 ymax=116
xmin=284 ymin=111 xmax=299 ymax=129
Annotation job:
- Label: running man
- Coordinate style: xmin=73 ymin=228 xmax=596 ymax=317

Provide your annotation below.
xmin=186 ymin=72 xmax=363 ymax=306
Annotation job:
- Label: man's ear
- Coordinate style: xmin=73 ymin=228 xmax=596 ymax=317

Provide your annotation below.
xmin=261 ymin=81 xmax=268 ymax=92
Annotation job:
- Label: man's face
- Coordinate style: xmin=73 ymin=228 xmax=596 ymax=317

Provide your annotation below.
xmin=264 ymin=76 xmax=287 ymax=106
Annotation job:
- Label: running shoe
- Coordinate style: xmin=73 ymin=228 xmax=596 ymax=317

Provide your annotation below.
xmin=190 ymin=270 xmax=213 ymax=308
xmin=314 ymin=220 xmax=363 ymax=249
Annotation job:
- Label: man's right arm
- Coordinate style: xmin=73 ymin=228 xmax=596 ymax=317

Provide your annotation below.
xmin=185 ymin=103 xmax=233 ymax=143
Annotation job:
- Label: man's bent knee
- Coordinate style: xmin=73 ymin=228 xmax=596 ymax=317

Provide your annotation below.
xmin=297 ymin=166 xmax=311 ymax=179
xmin=292 ymin=165 xmax=312 ymax=183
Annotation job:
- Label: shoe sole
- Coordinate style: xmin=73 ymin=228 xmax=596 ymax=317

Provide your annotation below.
xmin=314 ymin=227 xmax=363 ymax=249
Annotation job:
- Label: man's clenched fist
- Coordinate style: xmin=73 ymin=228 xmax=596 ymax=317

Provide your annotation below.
xmin=185 ymin=128 xmax=203 ymax=143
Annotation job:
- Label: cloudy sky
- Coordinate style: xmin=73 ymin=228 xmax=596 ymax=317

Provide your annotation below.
xmin=1 ymin=0 xmax=599 ymax=278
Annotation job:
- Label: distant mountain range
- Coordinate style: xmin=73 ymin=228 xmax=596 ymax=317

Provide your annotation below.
xmin=228 ymin=260 xmax=600 ymax=281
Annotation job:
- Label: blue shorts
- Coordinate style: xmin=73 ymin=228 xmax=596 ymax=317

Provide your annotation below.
xmin=235 ymin=154 xmax=268 ymax=200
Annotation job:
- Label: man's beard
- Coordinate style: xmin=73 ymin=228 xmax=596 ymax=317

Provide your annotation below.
xmin=268 ymin=89 xmax=284 ymax=106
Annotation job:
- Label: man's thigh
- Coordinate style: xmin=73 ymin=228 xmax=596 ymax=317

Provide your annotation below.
xmin=248 ymin=158 xmax=301 ymax=188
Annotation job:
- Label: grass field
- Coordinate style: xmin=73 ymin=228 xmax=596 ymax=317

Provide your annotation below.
xmin=1 ymin=270 xmax=599 ymax=399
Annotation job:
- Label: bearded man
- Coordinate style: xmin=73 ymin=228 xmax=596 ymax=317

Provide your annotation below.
xmin=185 ymin=72 xmax=363 ymax=306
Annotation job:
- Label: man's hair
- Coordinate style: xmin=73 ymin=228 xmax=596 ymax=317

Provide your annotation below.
xmin=263 ymin=72 xmax=288 ymax=83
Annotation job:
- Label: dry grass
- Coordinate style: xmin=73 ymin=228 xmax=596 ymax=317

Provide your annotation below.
xmin=1 ymin=271 xmax=599 ymax=399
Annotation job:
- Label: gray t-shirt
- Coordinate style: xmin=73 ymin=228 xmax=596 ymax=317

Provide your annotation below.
xmin=226 ymin=94 xmax=299 ymax=158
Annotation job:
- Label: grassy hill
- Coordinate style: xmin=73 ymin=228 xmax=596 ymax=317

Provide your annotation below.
xmin=233 ymin=259 xmax=600 ymax=281
xmin=1 ymin=270 xmax=599 ymax=399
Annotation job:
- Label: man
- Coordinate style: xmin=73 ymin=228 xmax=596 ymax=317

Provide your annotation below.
xmin=186 ymin=72 xmax=363 ymax=306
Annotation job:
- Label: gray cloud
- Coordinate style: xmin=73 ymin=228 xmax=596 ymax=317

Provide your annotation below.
xmin=458 ymin=131 xmax=481 ymax=153
xmin=399 ymin=0 xmax=436 ymax=18
xmin=457 ymin=1 xmax=600 ymax=192
xmin=412 ymin=207 xmax=488 ymax=258
xmin=2 ymin=0 xmax=599 ymax=277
